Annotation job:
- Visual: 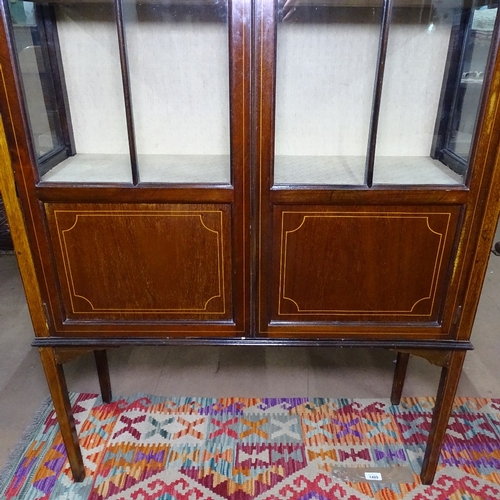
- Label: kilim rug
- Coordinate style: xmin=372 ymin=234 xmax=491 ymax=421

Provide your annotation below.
xmin=1 ymin=394 xmax=500 ymax=499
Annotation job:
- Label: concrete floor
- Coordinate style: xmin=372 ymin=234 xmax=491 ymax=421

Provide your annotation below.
xmin=1 ymin=249 xmax=500 ymax=470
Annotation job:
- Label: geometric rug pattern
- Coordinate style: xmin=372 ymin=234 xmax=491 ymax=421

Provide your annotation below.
xmin=1 ymin=394 xmax=500 ymax=499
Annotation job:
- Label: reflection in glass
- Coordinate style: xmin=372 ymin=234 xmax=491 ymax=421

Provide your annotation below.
xmin=447 ymin=6 xmax=497 ymax=163
xmin=124 ymin=0 xmax=231 ymax=184
xmin=10 ymin=1 xmax=63 ymax=162
xmin=274 ymin=2 xmax=382 ymax=185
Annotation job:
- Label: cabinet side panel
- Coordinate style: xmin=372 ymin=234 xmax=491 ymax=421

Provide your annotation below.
xmin=271 ymin=205 xmax=460 ymax=326
xmin=45 ymin=203 xmax=233 ymax=323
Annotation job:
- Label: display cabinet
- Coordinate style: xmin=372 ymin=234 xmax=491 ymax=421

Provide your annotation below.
xmin=1 ymin=0 xmax=500 ymax=485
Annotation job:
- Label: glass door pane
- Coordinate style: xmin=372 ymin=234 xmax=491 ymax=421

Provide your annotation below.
xmin=9 ymin=1 xmax=131 ymax=183
xmin=124 ymin=0 xmax=231 ymax=184
xmin=374 ymin=0 xmax=498 ymax=185
xmin=274 ymin=2 xmax=382 ymax=186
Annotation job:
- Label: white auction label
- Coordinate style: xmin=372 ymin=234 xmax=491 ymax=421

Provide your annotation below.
xmin=472 ymin=8 xmax=498 ymax=32
xmin=364 ymin=472 xmax=383 ymax=481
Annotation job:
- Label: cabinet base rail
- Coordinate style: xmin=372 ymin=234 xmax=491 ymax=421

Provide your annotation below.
xmin=32 ymin=336 xmax=474 ymax=350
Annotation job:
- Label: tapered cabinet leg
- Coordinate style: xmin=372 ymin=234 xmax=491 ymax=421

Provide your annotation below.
xmin=38 ymin=347 xmax=85 ymax=482
xmin=391 ymin=352 xmax=410 ymax=405
xmin=420 ymin=350 xmax=466 ymax=485
xmin=94 ymin=350 xmax=112 ymax=403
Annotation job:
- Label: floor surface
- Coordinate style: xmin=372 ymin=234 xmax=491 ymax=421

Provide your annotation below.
xmin=1 ymin=244 xmax=500 ymax=469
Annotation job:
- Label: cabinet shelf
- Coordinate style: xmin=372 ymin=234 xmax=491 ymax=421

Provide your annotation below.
xmin=274 ymin=155 xmax=463 ymax=186
xmin=41 ymin=153 xmax=230 ymax=184
xmin=42 ymin=153 xmax=461 ymax=185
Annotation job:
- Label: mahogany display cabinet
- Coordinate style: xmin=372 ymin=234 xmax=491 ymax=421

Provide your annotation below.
xmin=1 ymin=0 xmax=500 ymax=485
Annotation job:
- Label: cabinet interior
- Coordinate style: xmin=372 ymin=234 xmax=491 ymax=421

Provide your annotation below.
xmin=9 ymin=0 xmax=497 ymax=185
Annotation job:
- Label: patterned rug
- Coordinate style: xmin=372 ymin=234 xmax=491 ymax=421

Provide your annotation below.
xmin=1 ymin=394 xmax=500 ymax=499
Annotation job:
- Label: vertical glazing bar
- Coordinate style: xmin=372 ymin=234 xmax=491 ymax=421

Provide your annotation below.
xmin=365 ymin=0 xmax=394 ymax=188
xmin=114 ymin=0 xmax=139 ymax=185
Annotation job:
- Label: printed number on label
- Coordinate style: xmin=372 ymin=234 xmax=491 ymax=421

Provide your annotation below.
xmin=364 ymin=472 xmax=382 ymax=481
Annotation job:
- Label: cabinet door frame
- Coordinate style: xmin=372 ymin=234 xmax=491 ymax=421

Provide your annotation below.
xmin=0 ymin=0 xmax=252 ymax=338
xmin=253 ymin=0 xmax=500 ymax=341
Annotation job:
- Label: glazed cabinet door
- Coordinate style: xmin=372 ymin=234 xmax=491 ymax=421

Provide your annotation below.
xmin=256 ymin=0 xmax=500 ymax=339
xmin=0 ymin=0 xmax=251 ymax=336
xmin=2 ymin=0 xmax=499 ymax=340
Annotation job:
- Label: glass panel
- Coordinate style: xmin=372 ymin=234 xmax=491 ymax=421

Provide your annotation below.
xmin=9 ymin=1 xmax=131 ymax=183
xmin=374 ymin=1 xmax=498 ymax=185
xmin=124 ymin=0 xmax=231 ymax=184
xmin=10 ymin=2 xmax=64 ymax=161
xmin=274 ymin=2 xmax=382 ymax=186
xmin=447 ymin=6 xmax=497 ymax=161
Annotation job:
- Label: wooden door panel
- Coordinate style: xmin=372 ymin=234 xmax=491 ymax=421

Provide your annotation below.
xmin=271 ymin=205 xmax=460 ymax=325
xmin=46 ymin=203 xmax=233 ymax=323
